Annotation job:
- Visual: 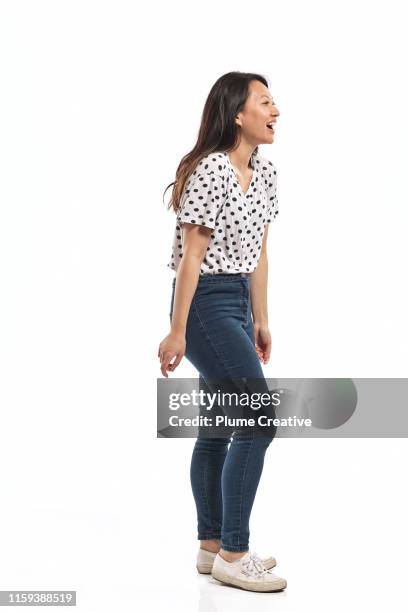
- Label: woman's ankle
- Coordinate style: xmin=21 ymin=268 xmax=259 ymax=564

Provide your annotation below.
xmin=200 ymin=539 xmax=221 ymax=553
xmin=219 ymin=548 xmax=248 ymax=562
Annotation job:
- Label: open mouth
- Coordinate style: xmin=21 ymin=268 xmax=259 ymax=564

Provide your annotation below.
xmin=266 ymin=122 xmax=275 ymax=132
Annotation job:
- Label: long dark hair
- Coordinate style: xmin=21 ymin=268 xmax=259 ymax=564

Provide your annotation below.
xmin=163 ymin=71 xmax=269 ymax=213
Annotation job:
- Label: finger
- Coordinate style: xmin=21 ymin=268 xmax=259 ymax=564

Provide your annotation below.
xmin=160 ymin=350 xmax=171 ymax=364
xmin=263 ymin=340 xmax=272 ymax=364
xmin=161 ymin=360 xmax=169 ymax=377
xmin=169 ymin=353 xmax=183 ymax=370
xmin=159 ymin=352 xmax=169 ymax=374
xmin=161 ymin=354 xmax=175 ymax=377
xmin=256 ymin=343 xmax=266 ymax=361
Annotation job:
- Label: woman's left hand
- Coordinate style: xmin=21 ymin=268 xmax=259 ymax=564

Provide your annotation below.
xmin=253 ymin=322 xmax=272 ymax=364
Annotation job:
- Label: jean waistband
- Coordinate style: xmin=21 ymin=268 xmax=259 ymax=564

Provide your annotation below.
xmin=200 ymin=272 xmax=250 ymax=279
xmin=172 ymin=272 xmax=250 ymax=287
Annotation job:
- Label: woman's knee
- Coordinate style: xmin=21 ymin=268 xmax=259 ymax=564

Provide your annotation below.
xmin=194 ymin=436 xmax=231 ymax=452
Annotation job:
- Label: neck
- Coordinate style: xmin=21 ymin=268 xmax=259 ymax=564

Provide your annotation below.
xmin=227 ymin=144 xmax=257 ymax=173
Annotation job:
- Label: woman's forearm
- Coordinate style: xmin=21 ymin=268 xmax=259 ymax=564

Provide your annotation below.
xmin=170 ymin=251 xmax=203 ymax=335
xmin=250 ymin=253 xmax=269 ymax=325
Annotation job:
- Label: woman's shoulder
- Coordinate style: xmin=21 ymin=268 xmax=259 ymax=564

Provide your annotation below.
xmin=254 ymin=152 xmax=278 ymax=189
xmin=254 ymin=151 xmax=277 ymax=173
xmin=191 ymin=151 xmax=228 ymax=179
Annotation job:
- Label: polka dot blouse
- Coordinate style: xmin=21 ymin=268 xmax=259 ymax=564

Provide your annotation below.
xmin=167 ymin=149 xmax=279 ymax=275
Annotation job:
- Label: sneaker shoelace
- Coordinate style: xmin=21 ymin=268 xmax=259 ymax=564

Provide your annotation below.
xmin=241 ymin=552 xmax=268 ymax=577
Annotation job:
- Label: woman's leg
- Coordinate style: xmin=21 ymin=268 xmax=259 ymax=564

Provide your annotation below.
xmin=220 ymin=430 xmax=274 ymax=553
xmin=190 ymin=375 xmax=233 ymax=550
xmin=190 ymin=436 xmax=230 ymax=549
xmin=177 ymin=275 xmax=276 ymax=554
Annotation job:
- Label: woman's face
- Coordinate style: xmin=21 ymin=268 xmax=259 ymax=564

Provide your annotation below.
xmin=235 ymin=79 xmax=280 ymax=146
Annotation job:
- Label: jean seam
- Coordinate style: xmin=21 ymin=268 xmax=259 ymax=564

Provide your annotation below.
xmin=236 ymin=429 xmax=255 ymax=549
xmin=201 ymin=454 xmax=211 ymax=538
xmin=246 ymin=283 xmax=251 ymax=327
xmin=191 ymin=300 xmax=236 ymax=379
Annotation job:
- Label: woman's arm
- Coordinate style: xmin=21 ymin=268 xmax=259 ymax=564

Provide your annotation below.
xmin=158 ymin=224 xmax=211 ymax=377
xmin=250 ymin=225 xmax=272 ymax=364
xmin=169 ymin=224 xmax=210 ymax=334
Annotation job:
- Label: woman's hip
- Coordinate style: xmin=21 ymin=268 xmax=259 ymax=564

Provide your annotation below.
xmin=171 ymin=275 xmax=251 ymax=326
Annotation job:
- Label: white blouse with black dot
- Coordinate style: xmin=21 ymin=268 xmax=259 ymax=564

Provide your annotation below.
xmin=167 ymin=149 xmax=279 ymax=275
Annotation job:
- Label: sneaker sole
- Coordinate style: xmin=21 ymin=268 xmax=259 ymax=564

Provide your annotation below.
xmin=211 ymin=567 xmax=287 ymax=592
xmin=196 ymin=563 xmax=214 ymax=574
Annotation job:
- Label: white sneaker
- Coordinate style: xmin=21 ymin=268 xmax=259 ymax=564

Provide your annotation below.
xmin=196 ymin=548 xmax=276 ymax=574
xmin=211 ymin=551 xmax=287 ymax=592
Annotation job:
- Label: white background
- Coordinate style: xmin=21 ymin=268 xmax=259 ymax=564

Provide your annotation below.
xmin=1 ymin=1 xmax=407 ymax=610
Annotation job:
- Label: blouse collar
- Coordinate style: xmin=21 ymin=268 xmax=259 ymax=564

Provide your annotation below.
xmin=221 ymin=148 xmax=259 ymax=170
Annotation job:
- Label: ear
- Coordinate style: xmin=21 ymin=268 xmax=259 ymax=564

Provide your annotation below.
xmin=235 ymin=112 xmax=243 ymax=128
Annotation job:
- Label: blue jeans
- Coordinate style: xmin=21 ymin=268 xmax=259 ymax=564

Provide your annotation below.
xmin=169 ymin=272 xmax=277 ymax=552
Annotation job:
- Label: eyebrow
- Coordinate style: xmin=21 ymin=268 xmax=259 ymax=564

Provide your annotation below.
xmin=260 ymin=94 xmax=275 ymax=103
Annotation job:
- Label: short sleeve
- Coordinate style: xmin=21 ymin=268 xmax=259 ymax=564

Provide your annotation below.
xmin=265 ymin=166 xmax=279 ymax=224
xmin=176 ymin=172 xmax=225 ymax=230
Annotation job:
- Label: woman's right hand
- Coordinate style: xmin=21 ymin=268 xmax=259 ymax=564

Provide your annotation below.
xmin=158 ymin=331 xmax=186 ymax=377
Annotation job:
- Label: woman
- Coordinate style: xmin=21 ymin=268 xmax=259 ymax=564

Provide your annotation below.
xmin=158 ymin=72 xmax=286 ymax=593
